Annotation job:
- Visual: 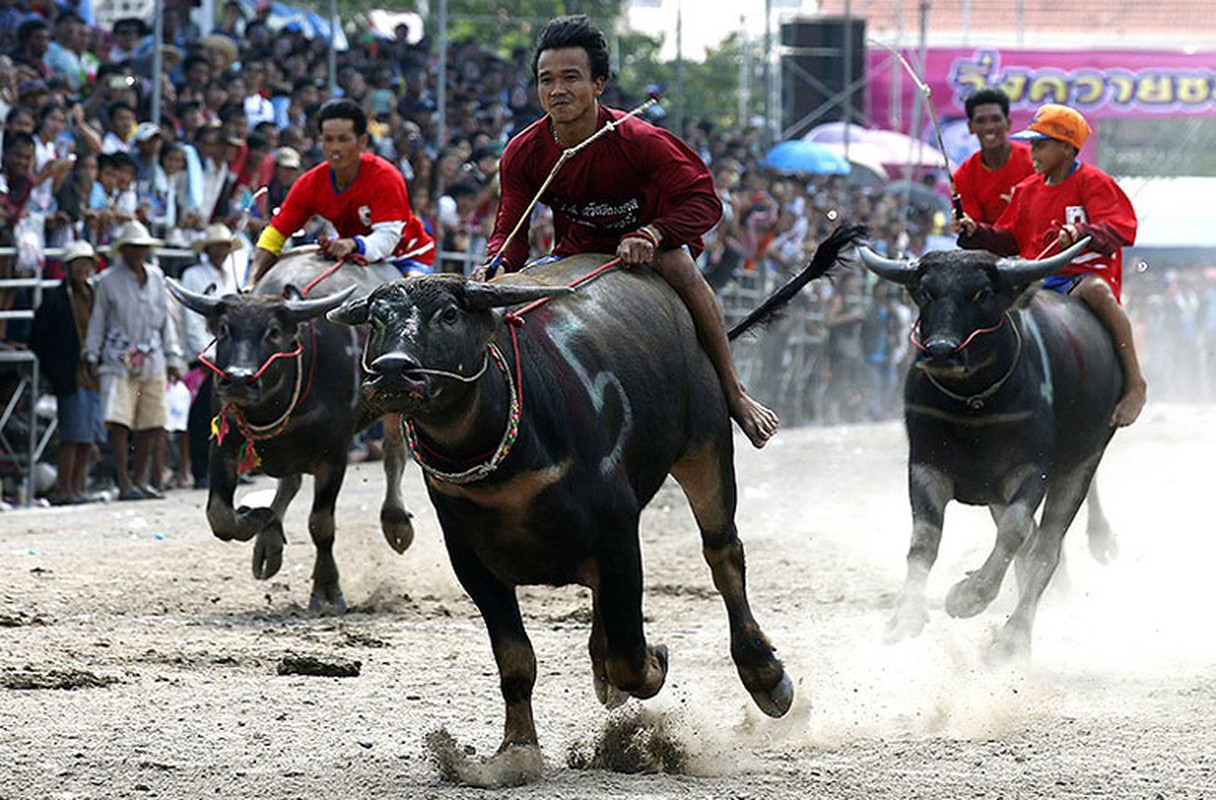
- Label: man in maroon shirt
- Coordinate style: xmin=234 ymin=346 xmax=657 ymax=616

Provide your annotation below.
xmin=482 ymin=15 xmax=778 ymax=448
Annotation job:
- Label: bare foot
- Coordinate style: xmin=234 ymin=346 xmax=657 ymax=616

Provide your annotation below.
xmin=731 ymin=392 xmax=780 ymax=448
xmin=1110 ymin=378 xmax=1146 ymax=427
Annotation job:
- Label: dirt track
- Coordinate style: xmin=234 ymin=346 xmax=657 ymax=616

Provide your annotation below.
xmin=2 ymin=403 xmax=1213 ymax=798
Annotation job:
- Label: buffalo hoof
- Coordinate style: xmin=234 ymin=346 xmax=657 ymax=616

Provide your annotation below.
xmin=592 ymin=666 xmax=628 ymax=710
xmin=309 ymin=586 xmax=348 ymax=616
xmin=252 ymin=519 xmax=286 ymax=580
xmin=884 ymin=604 xmax=928 ymax=643
xmin=380 ymin=506 xmax=414 ymax=554
xmin=426 ymin=730 xmax=543 ymax=788
xmin=630 ymin=644 xmax=668 ymax=701
xmin=1087 ymin=525 xmax=1119 ymax=565
xmin=749 ymin=669 xmax=794 ymax=718
xmin=232 ymin=505 xmax=278 ymax=542
xmin=986 ymin=625 xmax=1032 ymax=665
xmin=944 ymin=574 xmax=998 ymax=619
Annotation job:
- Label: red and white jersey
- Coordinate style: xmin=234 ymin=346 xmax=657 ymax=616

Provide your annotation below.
xmin=996 ymin=163 xmax=1137 ymax=298
xmin=270 ymin=152 xmax=434 ymax=264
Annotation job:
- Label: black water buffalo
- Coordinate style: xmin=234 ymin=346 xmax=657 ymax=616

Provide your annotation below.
xmin=858 ymin=239 xmax=1122 ymax=659
xmin=167 ymin=249 xmax=413 ymax=612
xmin=327 ymin=228 xmax=859 ymax=783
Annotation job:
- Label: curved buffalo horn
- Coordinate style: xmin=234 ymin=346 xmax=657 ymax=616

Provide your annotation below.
xmin=166 ymin=277 xmax=225 ymax=318
xmin=327 ymin=290 xmax=371 ymax=325
xmin=282 ymin=284 xmax=358 ymax=324
xmin=994 ymin=236 xmax=1092 ymax=284
xmin=460 ymin=281 xmax=574 ymax=312
xmin=857 ymin=245 xmax=919 ymax=285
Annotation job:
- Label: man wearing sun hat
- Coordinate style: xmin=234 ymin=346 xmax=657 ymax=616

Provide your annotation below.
xmin=30 ymin=240 xmax=106 ymax=504
xmin=956 ymin=103 xmax=1146 ymax=427
xmin=84 ymin=220 xmax=184 ymax=500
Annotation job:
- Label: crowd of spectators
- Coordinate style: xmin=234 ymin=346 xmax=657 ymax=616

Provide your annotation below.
xmin=0 ymin=1 xmax=1209 ymax=502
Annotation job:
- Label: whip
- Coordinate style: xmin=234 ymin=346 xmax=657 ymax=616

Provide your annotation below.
xmin=484 ymin=98 xmax=657 ymax=278
xmin=871 ymin=40 xmax=964 ymax=221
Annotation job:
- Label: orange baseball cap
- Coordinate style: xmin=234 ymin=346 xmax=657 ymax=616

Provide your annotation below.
xmin=1010 ymin=104 xmax=1092 ymax=150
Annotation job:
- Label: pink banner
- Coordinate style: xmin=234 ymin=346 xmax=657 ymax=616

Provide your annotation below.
xmin=866 ymin=46 xmax=1216 ymax=163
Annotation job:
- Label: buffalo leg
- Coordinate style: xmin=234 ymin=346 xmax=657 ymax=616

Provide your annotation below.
xmin=590 ymin=504 xmax=668 ymax=702
xmin=378 ymin=413 xmax=414 ymax=554
xmin=443 ymin=529 xmax=539 ymax=752
xmin=205 ymin=443 xmax=276 ymax=542
xmin=587 ymin=595 xmax=627 ymax=710
xmin=671 ymin=444 xmax=791 ymax=717
xmin=995 ymin=465 xmax=1096 ymax=660
xmin=887 ymin=463 xmax=953 ymax=642
xmin=252 ymin=475 xmax=302 ymax=580
xmin=1085 ymin=478 xmax=1118 ymax=564
xmin=307 ymin=461 xmax=346 ymax=614
xmin=946 ymin=465 xmax=1045 ymax=619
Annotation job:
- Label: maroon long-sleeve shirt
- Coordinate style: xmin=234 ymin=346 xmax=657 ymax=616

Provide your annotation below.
xmin=488 ymin=106 xmax=722 ymax=271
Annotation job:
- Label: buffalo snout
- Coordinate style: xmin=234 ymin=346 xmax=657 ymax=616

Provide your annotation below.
xmin=923 ymin=337 xmax=959 ymax=362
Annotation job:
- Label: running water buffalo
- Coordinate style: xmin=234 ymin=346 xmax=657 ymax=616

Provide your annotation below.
xmin=328 ymin=226 xmax=862 ymax=784
xmin=167 ymin=249 xmax=414 ymax=613
xmin=858 ymin=238 xmax=1122 ymax=659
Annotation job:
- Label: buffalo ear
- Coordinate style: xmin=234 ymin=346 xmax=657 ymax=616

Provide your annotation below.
xmin=460 ymin=281 xmax=573 ymax=312
xmin=327 ymin=291 xmax=372 ymax=325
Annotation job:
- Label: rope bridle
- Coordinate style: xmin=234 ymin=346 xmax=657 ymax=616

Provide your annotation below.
xmin=401 ymin=257 xmax=623 ymax=484
xmin=197 ymin=254 xmax=357 ymax=473
xmin=916 ymin=312 xmax=1023 ymax=410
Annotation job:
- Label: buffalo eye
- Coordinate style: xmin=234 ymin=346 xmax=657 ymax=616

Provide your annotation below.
xmin=217 ymin=320 xmax=231 ymax=339
xmin=438 ymin=305 xmax=459 ymax=325
xmin=971 ymin=286 xmax=993 ymax=303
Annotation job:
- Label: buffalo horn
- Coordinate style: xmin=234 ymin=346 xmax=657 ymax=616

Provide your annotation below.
xmin=994 ymin=237 xmax=1092 ymax=284
xmin=461 ymin=281 xmax=574 ymax=312
xmin=327 ymin=291 xmax=371 ymax=325
xmin=166 ymin=277 xmax=224 ymax=318
xmin=283 ymin=284 xmax=358 ymax=324
xmin=857 ymin=246 xmax=918 ymax=285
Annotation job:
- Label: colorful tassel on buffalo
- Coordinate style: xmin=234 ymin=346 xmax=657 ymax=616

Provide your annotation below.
xmin=211 ymin=413 xmax=229 ymax=446
xmin=237 ymin=441 xmax=261 ymax=475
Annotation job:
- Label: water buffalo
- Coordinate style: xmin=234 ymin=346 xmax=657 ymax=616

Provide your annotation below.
xmin=167 ymin=248 xmax=414 ymax=613
xmin=858 ymin=239 xmax=1122 ymax=659
xmin=327 ymin=227 xmax=861 ymax=784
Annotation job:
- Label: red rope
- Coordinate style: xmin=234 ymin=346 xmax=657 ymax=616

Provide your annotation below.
xmin=501 ymin=256 xmax=623 ymax=410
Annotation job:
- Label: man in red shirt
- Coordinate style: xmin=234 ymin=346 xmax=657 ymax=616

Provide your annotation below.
xmin=957 ymin=104 xmax=1146 ymax=427
xmin=248 ymin=99 xmax=434 ymax=285
xmin=952 ymin=87 xmax=1034 ymax=226
xmin=481 ymin=15 xmax=778 ymax=448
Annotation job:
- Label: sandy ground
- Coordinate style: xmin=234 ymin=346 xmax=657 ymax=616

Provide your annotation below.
xmin=2 ymin=402 xmax=1214 ymax=799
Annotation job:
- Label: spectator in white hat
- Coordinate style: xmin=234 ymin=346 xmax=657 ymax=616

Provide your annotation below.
xmin=30 ymin=240 xmax=105 ymax=504
xmin=83 ymin=220 xmax=183 ymax=500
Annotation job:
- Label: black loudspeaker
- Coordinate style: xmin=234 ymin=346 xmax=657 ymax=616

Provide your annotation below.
xmin=780 ymin=17 xmax=867 ymax=138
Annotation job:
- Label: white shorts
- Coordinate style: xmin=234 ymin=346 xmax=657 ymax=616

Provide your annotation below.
xmin=100 ymin=373 xmax=168 ymax=430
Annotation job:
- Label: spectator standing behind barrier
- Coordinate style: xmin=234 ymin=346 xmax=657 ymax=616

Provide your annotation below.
xmin=30 ymin=240 xmax=105 ymax=505
xmin=824 ymin=270 xmax=866 ymax=425
xmin=178 ymin=223 xmax=240 ymax=490
xmin=83 ymin=220 xmax=184 ymax=501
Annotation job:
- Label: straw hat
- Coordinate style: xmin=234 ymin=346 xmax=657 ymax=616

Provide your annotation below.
xmin=113 ymin=220 xmax=163 ymax=249
xmin=61 ymin=240 xmax=98 ymax=266
xmin=199 ymin=34 xmax=239 ymax=72
xmin=191 ymin=223 xmax=238 ymax=254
